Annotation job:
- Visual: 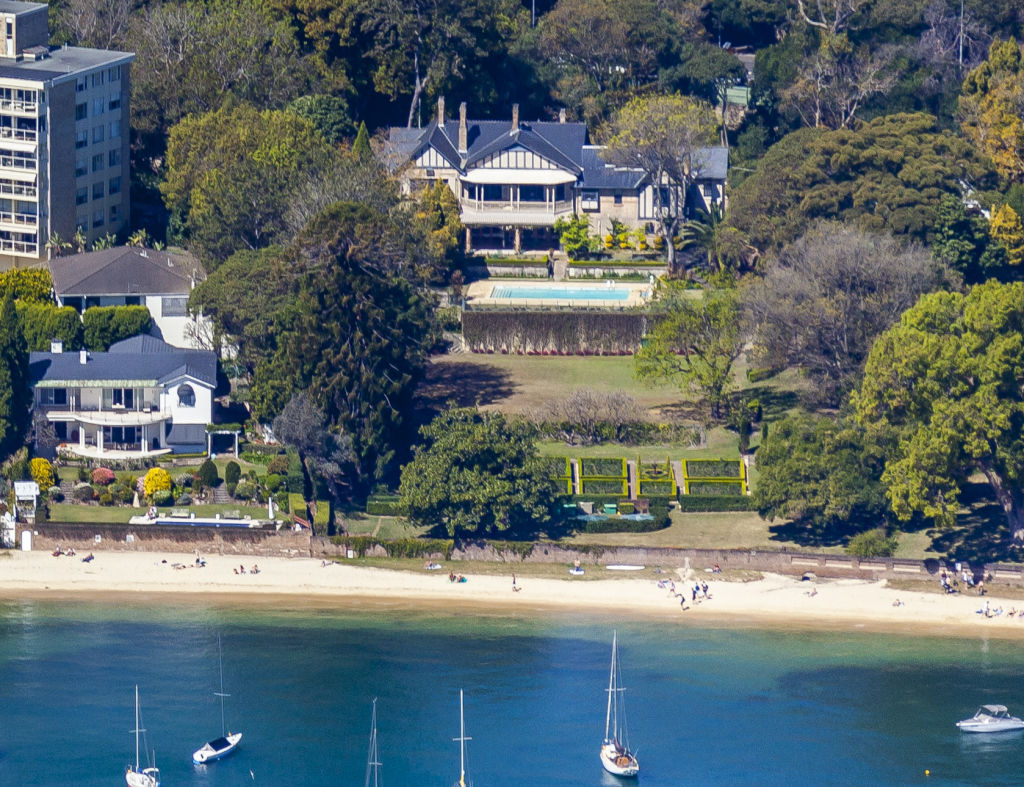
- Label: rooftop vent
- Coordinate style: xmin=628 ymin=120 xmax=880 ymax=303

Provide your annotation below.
xmin=23 ymin=45 xmax=48 ymax=61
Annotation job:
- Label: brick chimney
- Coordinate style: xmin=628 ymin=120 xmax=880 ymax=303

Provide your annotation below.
xmin=559 ymin=108 xmax=566 ymax=123
xmin=458 ymin=102 xmax=468 ymax=152
xmin=437 ymin=96 xmax=445 ymax=126
xmin=511 ymin=103 xmax=519 ymax=130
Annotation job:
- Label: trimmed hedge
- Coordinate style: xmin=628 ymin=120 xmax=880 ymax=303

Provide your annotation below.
xmin=676 ymin=495 xmax=757 ymax=512
xmin=483 ymin=255 xmax=549 ymax=266
xmin=581 ymin=478 xmax=628 ymax=495
xmin=638 ymin=460 xmax=672 ymax=480
xmin=686 ymin=481 xmax=744 ymax=496
xmin=288 ymin=493 xmax=307 ymax=518
xmin=580 ymin=457 xmax=626 ymax=477
xmin=684 ymin=459 xmax=742 ymax=478
xmin=462 ymin=310 xmax=647 ymax=355
xmin=331 ymin=536 xmax=454 ymax=559
xmin=313 ymin=500 xmax=331 ymax=529
xmin=540 ymin=456 xmax=572 ymax=478
xmin=82 ymin=305 xmax=153 ymax=351
xmin=366 ymin=496 xmax=408 ymax=516
xmin=581 ymin=516 xmax=668 ymax=534
xmin=639 ymin=479 xmax=677 ymax=496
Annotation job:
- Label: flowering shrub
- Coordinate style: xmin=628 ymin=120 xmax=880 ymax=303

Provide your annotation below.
xmin=143 ymin=467 xmax=172 ymax=498
xmin=91 ymin=467 xmax=115 ymax=486
xmin=29 ymin=458 xmax=55 ymax=489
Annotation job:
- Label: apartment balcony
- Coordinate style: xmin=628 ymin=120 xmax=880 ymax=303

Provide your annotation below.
xmin=0 ymin=153 xmax=36 ymax=173
xmin=460 ymin=199 xmax=575 ymax=227
xmin=0 ymin=209 xmax=37 ymax=230
xmin=0 ymin=98 xmax=39 ymax=115
xmin=0 ymin=237 xmax=37 ymax=256
xmin=0 ymin=181 xmax=37 ymax=199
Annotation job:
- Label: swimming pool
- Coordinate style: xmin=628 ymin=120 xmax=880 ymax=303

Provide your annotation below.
xmin=490 ymin=285 xmax=632 ymax=301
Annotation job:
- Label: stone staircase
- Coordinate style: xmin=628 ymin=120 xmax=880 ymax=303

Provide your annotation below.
xmin=210 ymin=485 xmax=232 ymax=504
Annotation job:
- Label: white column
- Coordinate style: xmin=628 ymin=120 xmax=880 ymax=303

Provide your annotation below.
xmin=96 ymin=427 xmax=104 ymax=455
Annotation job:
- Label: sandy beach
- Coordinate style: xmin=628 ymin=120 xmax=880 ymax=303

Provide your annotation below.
xmin=1 ymin=550 xmax=1022 ymax=637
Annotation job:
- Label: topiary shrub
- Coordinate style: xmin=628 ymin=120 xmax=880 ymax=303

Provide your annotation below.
xmin=846 ymin=528 xmax=898 ymax=558
xmin=175 ymin=493 xmax=193 ymax=506
xmin=91 ymin=467 xmax=115 ymax=486
xmin=99 ymin=492 xmax=114 ymax=506
xmin=264 ymin=473 xmax=283 ymax=494
xmin=153 ymin=489 xmax=174 ymax=506
xmin=30 ymin=457 xmax=55 ymax=489
xmin=226 ymin=482 xmax=237 ymax=497
xmin=77 ymin=465 xmax=89 ymax=482
xmin=72 ymin=482 xmax=95 ymax=502
xmin=196 ymin=459 xmax=219 ymax=488
xmin=47 ymin=485 xmax=63 ymax=502
xmin=224 ymin=460 xmax=241 ymax=486
xmin=266 ymin=455 xmax=289 ymax=475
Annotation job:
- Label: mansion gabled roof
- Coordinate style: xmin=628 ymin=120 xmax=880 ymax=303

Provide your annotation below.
xmin=30 ymin=336 xmax=217 ymax=388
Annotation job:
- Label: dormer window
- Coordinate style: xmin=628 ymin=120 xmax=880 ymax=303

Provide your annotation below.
xmin=177 ymin=384 xmax=195 ymax=408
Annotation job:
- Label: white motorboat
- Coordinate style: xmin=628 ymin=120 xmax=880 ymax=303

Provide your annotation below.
xmin=956 ymin=705 xmax=1024 ymax=733
xmin=453 ymin=689 xmax=473 ymax=787
xmin=126 ymin=685 xmax=161 ymax=787
xmin=600 ymin=631 xmax=639 ymax=778
xmin=192 ymin=634 xmax=243 ymax=763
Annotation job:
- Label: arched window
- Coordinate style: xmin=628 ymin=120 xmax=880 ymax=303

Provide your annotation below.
xmin=177 ymin=383 xmax=195 ymax=407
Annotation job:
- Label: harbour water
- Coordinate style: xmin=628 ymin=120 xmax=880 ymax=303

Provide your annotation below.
xmin=0 ymin=597 xmax=1022 ymax=785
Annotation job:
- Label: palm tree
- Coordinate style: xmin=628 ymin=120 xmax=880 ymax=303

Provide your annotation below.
xmin=45 ymin=232 xmax=71 ymax=258
xmin=72 ymin=228 xmax=88 ymax=254
xmin=91 ymin=232 xmax=117 ymax=251
xmin=128 ymin=229 xmax=151 ymax=247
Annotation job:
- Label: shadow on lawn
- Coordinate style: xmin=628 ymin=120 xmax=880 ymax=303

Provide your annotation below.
xmin=414 ymin=359 xmax=519 ymax=424
xmin=928 ymin=482 xmax=1024 ymax=565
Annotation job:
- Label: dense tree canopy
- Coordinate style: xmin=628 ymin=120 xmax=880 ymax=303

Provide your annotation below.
xmin=634 ymin=283 xmax=743 ymax=418
xmin=0 ymin=293 xmax=29 ymax=456
xmin=399 ymin=408 xmax=555 ymax=537
xmin=744 ymin=222 xmax=948 ymax=402
xmin=959 ymin=38 xmax=1024 ymax=182
xmin=754 ymin=412 xmax=890 ymax=537
xmin=729 ymin=113 xmax=999 ymax=253
xmin=855 ymin=281 xmax=1024 ymax=540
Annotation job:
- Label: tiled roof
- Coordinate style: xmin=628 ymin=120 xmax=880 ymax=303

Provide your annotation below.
xmin=30 ymin=336 xmax=217 ymax=387
xmin=49 ymin=246 xmax=198 ymax=297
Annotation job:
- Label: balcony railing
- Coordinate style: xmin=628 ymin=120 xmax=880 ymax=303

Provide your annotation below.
xmin=463 ymin=199 xmax=574 ymax=213
xmin=0 ymin=210 xmax=37 ymax=226
xmin=0 ymin=238 xmax=37 ymax=255
xmin=460 ymin=198 xmax=575 ymax=226
xmin=0 ymin=154 xmax=35 ymax=171
xmin=0 ymin=99 xmax=38 ymax=114
xmin=0 ymin=181 xmax=36 ymax=198
xmin=0 ymin=126 xmax=36 ymax=143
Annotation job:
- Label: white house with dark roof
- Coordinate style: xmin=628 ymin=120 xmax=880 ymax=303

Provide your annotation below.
xmin=385 ymin=99 xmax=727 ymax=253
xmin=29 ymin=335 xmax=216 ymax=458
xmin=48 ymin=246 xmax=209 ymax=349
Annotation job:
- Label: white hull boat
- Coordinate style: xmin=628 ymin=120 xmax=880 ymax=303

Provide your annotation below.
xmin=600 ymin=631 xmax=639 ymax=778
xmin=126 ymin=686 xmax=161 ymax=787
xmin=193 ymin=634 xmax=243 ymax=764
xmin=957 ymin=705 xmax=1024 ymax=733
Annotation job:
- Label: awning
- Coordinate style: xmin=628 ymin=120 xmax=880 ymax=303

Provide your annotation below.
xmin=462 ymin=168 xmax=578 ymax=185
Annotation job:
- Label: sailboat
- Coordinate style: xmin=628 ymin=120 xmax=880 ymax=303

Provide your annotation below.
xmin=600 ymin=632 xmax=639 ymax=778
xmin=126 ymin=685 xmax=161 ymax=787
xmin=453 ymin=689 xmax=472 ymax=787
xmin=365 ymin=698 xmax=382 ymax=787
xmin=192 ymin=635 xmax=242 ymax=764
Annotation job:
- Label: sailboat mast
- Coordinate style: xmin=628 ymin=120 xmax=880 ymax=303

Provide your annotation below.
xmin=605 ymin=632 xmax=616 ymax=740
xmin=135 ymin=684 xmax=141 ymax=771
xmin=213 ymin=633 xmax=230 ymax=735
xmin=459 ymin=689 xmax=465 ymax=785
xmin=365 ymin=698 xmax=382 ymax=787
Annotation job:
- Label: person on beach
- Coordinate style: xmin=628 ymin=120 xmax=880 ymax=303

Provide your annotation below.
xmin=692 ymin=584 xmax=698 ymax=602
xmin=713 ymin=563 xmax=721 ymax=574
xmin=701 ymin=581 xmax=709 ymax=599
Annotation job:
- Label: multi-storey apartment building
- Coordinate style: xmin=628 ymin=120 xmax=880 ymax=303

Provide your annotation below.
xmin=0 ymin=0 xmax=133 ymax=268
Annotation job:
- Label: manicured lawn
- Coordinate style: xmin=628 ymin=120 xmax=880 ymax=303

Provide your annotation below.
xmin=342 ymin=513 xmax=430 ymax=539
xmin=48 ymin=502 xmax=271 ymax=524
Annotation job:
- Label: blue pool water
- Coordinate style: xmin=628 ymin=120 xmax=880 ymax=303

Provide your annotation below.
xmin=2 ymin=598 xmax=1023 ymax=785
xmin=491 ymin=285 xmax=632 ymax=301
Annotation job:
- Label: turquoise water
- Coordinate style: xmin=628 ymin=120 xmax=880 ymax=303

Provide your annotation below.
xmin=0 ymin=598 xmax=1023 ymax=785
xmin=491 ymin=285 xmax=632 ymax=301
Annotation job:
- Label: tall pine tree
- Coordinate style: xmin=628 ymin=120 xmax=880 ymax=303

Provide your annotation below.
xmin=0 ymin=291 xmax=29 ymax=456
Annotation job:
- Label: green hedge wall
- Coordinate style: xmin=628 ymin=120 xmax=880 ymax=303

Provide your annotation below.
xmin=676 ymin=495 xmax=757 ymax=512
xmin=686 ymin=481 xmax=744 ymax=496
xmin=17 ymin=302 xmax=83 ymax=351
xmin=581 ymin=478 xmax=628 ymax=495
xmin=638 ymin=460 xmax=672 ymax=479
xmin=581 ymin=515 xmax=668 ymax=534
xmin=541 ymin=456 xmax=572 ymax=478
xmin=639 ymin=479 xmax=677 ymax=496
xmin=580 ymin=457 xmax=626 ymax=477
xmin=462 ymin=310 xmax=647 ymax=354
xmin=82 ymin=305 xmax=153 ymax=351
xmin=483 ymin=255 xmax=549 ymax=266
xmin=684 ymin=459 xmax=742 ymax=478
xmin=288 ymin=493 xmax=306 ymax=518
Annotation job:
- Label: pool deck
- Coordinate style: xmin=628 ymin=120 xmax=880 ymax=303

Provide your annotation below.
xmin=466 ymin=279 xmax=651 ymax=308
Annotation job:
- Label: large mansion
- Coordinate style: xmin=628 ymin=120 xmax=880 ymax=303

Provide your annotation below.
xmin=386 ymin=99 xmax=727 ymax=254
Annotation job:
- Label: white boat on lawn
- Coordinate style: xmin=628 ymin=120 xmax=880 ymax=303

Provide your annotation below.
xmin=956 ymin=704 xmax=1024 ymax=733
xmin=192 ymin=635 xmax=242 ymax=764
xmin=600 ymin=631 xmax=639 ymax=778
xmin=126 ymin=685 xmax=161 ymax=787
